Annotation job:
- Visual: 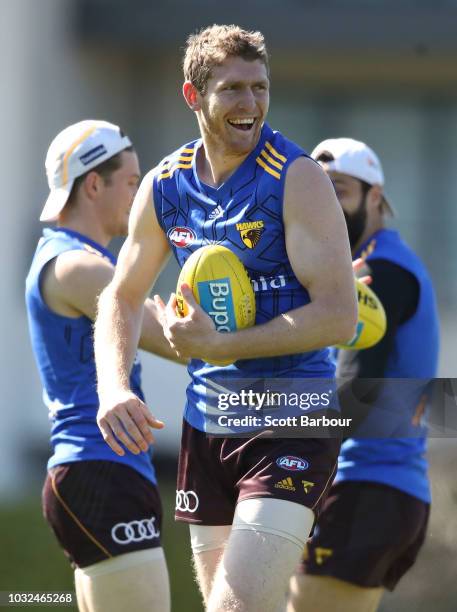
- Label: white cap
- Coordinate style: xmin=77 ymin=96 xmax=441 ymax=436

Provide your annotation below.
xmin=311 ymin=137 xmax=394 ymax=215
xmin=40 ymin=119 xmax=132 ymax=222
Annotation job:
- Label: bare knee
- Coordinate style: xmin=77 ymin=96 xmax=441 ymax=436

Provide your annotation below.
xmin=208 ymin=530 xmax=304 ymax=612
xmin=190 ymin=524 xmax=231 ymax=604
xmin=206 ymin=498 xmax=314 ymax=612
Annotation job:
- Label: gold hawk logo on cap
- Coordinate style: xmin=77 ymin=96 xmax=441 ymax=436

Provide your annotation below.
xmin=236 ymin=220 xmax=264 ymax=249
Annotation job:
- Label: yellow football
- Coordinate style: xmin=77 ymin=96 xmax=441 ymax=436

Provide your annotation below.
xmin=176 ymin=245 xmax=256 ymax=365
xmin=337 ymin=278 xmax=387 ymax=350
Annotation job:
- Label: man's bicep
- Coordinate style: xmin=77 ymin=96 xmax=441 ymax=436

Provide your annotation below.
xmin=50 ymin=251 xmax=114 ymax=320
xmin=112 ymin=172 xmax=171 ymax=305
xmin=284 ymin=156 xmax=354 ymax=300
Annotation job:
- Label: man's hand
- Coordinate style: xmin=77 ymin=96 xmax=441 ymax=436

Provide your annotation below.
xmin=154 ymin=284 xmax=219 ymax=360
xmin=353 ymin=257 xmax=372 ymax=285
xmin=97 ymin=389 xmax=164 ymax=456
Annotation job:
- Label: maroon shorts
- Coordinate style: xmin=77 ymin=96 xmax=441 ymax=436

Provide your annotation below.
xmin=175 ymin=420 xmax=341 ymax=524
xmin=42 ymin=461 xmax=162 ymax=568
xmin=301 ymin=481 xmax=430 ymax=591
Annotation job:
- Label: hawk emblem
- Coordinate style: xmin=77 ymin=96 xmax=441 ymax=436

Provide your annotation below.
xmin=236 ymin=220 xmax=265 ymax=249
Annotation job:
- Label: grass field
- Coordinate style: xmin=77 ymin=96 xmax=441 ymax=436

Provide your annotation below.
xmin=1 ymin=442 xmax=457 ymax=611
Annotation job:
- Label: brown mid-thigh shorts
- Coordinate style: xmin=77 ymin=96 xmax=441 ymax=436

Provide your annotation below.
xmin=42 ymin=460 xmax=163 ymax=568
xmin=301 ymin=481 xmax=430 ymax=591
xmin=175 ymin=419 xmax=341 ymax=524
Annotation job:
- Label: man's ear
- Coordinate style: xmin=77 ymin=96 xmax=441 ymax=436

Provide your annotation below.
xmin=183 ymin=81 xmax=201 ymax=111
xmin=367 ymin=184 xmax=383 ymax=213
xmin=83 ymin=171 xmax=102 ymax=200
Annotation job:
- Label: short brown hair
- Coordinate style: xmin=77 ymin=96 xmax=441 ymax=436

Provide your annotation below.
xmin=183 ymin=24 xmax=269 ymax=95
xmin=67 ymin=146 xmax=133 ymax=206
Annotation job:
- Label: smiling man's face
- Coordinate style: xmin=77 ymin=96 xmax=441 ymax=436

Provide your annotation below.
xmin=196 ymin=56 xmax=270 ymax=156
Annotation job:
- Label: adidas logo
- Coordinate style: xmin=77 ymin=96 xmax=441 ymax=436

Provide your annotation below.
xmin=209 ymin=205 xmax=224 ymax=220
xmin=274 ymin=477 xmax=296 ymax=492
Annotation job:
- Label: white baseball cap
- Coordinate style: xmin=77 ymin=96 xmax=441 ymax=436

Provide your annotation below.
xmin=40 ymin=119 xmax=132 ymax=222
xmin=311 ymin=137 xmax=394 ymax=215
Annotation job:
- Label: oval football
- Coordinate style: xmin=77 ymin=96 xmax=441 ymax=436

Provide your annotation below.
xmin=337 ymin=278 xmax=387 ymax=350
xmin=176 ymin=245 xmax=256 ymax=365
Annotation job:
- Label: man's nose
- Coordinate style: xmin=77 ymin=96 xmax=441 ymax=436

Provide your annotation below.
xmin=236 ymin=87 xmax=256 ymax=111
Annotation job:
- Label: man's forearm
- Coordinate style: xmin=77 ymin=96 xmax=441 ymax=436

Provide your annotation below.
xmin=95 ymin=285 xmax=143 ymax=400
xmin=139 ymin=300 xmax=187 ymax=364
xmin=206 ymin=298 xmax=356 ymax=362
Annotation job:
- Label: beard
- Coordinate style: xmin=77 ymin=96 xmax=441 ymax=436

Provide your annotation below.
xmin=344 ymin=196 xmax=367 ymax=249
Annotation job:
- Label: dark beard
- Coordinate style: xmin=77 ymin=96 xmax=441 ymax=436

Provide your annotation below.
xmin=344 ymin=196 xmax=367 ymax=249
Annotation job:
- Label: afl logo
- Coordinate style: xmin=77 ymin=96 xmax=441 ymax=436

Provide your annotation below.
xmin=168 ymin=226 xmax=196 ymax=248
xmin=276 ymin=456 xmax=309 ymax=472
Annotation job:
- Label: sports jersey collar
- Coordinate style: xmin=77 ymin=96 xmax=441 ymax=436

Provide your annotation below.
xmin=43 ymin=227 xmax=116 ymax=264
xmin=354 ymin=229 xmax=399 ymax=260
xmin=192 ymin=122 xmax=273 ymax=198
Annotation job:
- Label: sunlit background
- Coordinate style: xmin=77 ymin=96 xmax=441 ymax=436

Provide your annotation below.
xmin=1 ymin=1 xmax=456 ymax=610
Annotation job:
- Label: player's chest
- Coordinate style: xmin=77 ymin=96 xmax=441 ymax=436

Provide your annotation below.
xmin=168 ymin=193 xmax=286 ymax=269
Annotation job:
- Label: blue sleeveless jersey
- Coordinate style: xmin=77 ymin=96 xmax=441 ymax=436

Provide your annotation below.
xmin=336 ymin=229 xmax=440 ymax=502
xmin=153 ymin=123 xmax=335 ymax=431
xmin=25 ymin=228 xmax=156 ymax=484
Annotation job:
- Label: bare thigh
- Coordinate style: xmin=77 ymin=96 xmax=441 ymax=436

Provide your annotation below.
xmin=288 ymin=574 xmax=383 ymax=612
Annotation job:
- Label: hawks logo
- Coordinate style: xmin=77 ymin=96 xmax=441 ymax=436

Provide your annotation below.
xmin=236 ymin=220 xmax=264 ymax=249
xmin=167 ymin=226 xmax=196 ymax=248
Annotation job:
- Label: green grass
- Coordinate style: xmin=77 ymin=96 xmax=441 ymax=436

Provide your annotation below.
xmin=0 ymin=478 xmax=203 ymax=611
xmin=2 ymin=444 xmax=457 ymax=611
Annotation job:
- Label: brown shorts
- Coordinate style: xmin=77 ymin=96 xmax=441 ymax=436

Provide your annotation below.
xmin=301 ymin=481 xmax=430 ymax=591
xmin=175 ymin=420 xmax=340 ymax=524
xmin=42 ymin=460 xmax=162 ymax=568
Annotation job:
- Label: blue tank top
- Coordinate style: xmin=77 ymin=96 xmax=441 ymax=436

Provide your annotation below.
xmin=336 ymin=229 xmax=440 ymax=502
xmin=153 ymin=123 xmax=335 ymax=431
xmin=25 ymin=227 xmax=156 ymax=484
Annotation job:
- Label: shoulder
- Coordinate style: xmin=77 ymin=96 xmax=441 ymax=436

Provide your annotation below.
xmin=254 ymin=128 xmax=322 ymax=189
xmin=268 ymin=128 xmax=306 ymax=161
xmin=285 ymin=155 xmax=336 ymax=206
xmin=365 ymin=230 xmax=424 ymax=270
xmin=54 ymin=248 xmax=114 ymax=276
xmin=49 ymin=249 xmax=114 ymax=296
xmin=257 ymin=128 xmax=306 ymax=179
xmin=41 ymin=248 xmax=114 ymax=318
xmin=286 ymin=154 xmax=329 ymax=184
xmin=283 ymin=156 xmax=346 ymax=237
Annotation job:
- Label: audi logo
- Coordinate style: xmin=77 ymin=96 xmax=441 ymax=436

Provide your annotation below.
xmin=111 ymin=517 xmax=160 ymax=545
xmin=175 ymin=489 xmax=199 ymax=513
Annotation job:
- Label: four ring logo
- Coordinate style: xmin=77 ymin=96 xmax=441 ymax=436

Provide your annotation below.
xmin=176 ymin=489 xmax=199 ymax=513
xmin=111 ymin=516 xmax=160 ymax=545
